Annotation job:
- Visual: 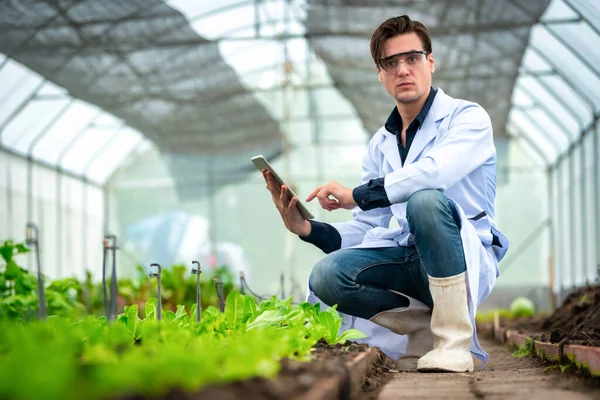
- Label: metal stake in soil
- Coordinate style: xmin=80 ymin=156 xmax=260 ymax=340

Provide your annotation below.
xmin=240 ymin=272 xmax=245 ymax=295
xmin=102 ymin=235 xmax=118 ymax=320
xmin=109 ymin=235 xmax=118 ymax=319
xmin=191 ymin=260 xmax=202 ymax=322
xmin=26 ymin=222 xmax=46 ymax=319
xmin=214 ymin=277 xmax=225 ymax=312
xmin=149 ymin=263 xmax=162 ymax=321
xmin=101 ymin=238 xmax=109 ymax=319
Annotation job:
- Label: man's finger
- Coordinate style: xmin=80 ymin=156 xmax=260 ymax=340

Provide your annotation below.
xmin=266 ymin=172 xmax=282 ymax=195
xmin=316 ymin=186 xmax=338 ymax=210
xmin=328 ymin=202 xmax=341 ymax=211
xmin=316 ymin=186 xmax=334 ymax=203
xmin=317 ymin=188 xmax=329 ymax=210
xmin=263 ymin=170 xmax=274 ymax=186
xmin=322 ymin=198 xmax=339 ymax=211
xmin=266 ymin=171 xmax=281 ymax=189
xmin=280 ymin=185 xmax=290 ymax=207
xmin=266 ymin=171 xmax=274 ymax=185
xmin=288 ymin=196 xmax=298 ymax=211
xmin=306 ymin=186 xmax=322 ymax=202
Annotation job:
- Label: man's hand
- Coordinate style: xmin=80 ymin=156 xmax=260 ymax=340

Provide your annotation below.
xmin=261 ymin=170 xmax=311 ymax=237
xmin=306 ymin=180 xmax=357 ymax=211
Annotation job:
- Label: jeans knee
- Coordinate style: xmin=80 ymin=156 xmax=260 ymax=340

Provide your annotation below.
xmin=308 ymin=255 xmax=349 ymax=308
xmin=308 ymin=264 xmax=324 ymax=298
xmin=407 ymin=190 xmax=448 ymax=231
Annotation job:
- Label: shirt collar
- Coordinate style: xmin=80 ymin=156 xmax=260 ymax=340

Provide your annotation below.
xmin=384 ymin=86 xmax=438 ymax=136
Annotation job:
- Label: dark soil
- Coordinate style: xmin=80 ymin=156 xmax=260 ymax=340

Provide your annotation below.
xmin=356 ymin=351 xmax=396 ymax=400
xmin=120 ymin=340 xmax=393 ymax=400
xmin=502 ymin=285 xmax=600 ymax=346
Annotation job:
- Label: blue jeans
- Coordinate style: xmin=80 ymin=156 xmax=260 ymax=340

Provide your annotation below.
xmin=308 ymin=190 xmax=467 ymax=320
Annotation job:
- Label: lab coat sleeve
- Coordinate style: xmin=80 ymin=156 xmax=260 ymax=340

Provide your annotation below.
xmin=330 ymin=137 xmax=393 ymax=248
xmin=384 ymin=103 xmax=495 ymax=204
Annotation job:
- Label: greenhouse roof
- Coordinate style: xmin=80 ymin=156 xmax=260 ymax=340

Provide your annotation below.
xmin=0 ymin=0 xmax=599 ymax=190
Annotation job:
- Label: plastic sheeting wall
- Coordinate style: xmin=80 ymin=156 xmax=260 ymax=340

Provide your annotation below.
xmin=484 ymin=124 xmax=600 ymax=311
xmin=0 ymin=150 xmax=104 ymax=281
xmin=551 ymin=124 xmax=600 ymax=292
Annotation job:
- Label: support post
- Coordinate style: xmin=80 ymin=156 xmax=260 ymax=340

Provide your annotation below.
xmin=150 ymin=263 xmax=163 ymax=321
xmin=26 ymin=223 xmax=46 ymax=319
xmin=191 ymin=261 xmax=202 ymax=322
xmin=547 ymin=168 xmax=557 ymax=310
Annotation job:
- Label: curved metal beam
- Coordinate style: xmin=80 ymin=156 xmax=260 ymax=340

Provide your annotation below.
xmin=103 ymin=136 xmax=148 ymax=185
xmin=24 ymin=99 xmax=75 ymax=155
xmin=6 ymin=2 xmax=167 ymax=136
xmin=514 ymin=105 xmax=562 ymax=151
xmin=517 ymin=83 xmax=574 ymax=143
xmin=82 ymin=125 xmax=124 ymax=177
xmin=0 ymin=144 xmax=102 ymax=188
xmin=522 ymin=71 xmax=587 ymax=128
xmin=542 ymin=23 xmax=600 ymax=81
xmin=512 ymin=128 xmax=549 ymax=165
xmin=56 ymin=112 xmax=103 ymax=168
xmin=563 ymin=0 xmax=600 ymax=40
xmin=0 ymin=80 xmax=47 ymax=142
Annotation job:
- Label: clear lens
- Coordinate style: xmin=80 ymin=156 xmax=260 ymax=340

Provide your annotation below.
xmin=381 ymin=51 xmax=426 ymax=72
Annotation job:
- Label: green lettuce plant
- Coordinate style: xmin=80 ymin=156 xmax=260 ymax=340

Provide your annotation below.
xmin=0 ymin=240 xmax=86 ymax=320
xmin=0 ymin=290 xmax=367 ymax=400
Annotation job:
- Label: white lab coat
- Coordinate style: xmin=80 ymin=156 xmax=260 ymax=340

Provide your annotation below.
xmin=305 ymin=88 xmax=509 ymax=367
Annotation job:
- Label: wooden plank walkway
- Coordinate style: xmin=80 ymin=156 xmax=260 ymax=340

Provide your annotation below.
xmin=378 ymin=337 xmax=600 ymax=399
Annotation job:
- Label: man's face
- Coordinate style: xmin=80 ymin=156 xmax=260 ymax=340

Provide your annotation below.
xmin=377 ymin=32 xmax=435 ymax=105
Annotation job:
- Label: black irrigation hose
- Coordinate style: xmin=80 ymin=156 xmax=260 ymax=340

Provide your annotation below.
xmin=240 ymin=275 xmax=268 ymax=301
xmin=240 ymin=274 xmax=303 ymax=306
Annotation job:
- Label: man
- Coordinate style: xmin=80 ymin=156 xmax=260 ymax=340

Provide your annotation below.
xmin=261 ymin=15 xmax=508 ymax=373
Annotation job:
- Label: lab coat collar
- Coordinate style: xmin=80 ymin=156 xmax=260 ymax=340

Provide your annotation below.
xmin=381 ymin=88 xmax=455 ymax=169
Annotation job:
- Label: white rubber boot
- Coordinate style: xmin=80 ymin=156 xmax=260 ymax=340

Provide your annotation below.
xmin=417 ymin=272 xmax=474 ymax=373
xmin=369 ymin=293 xmax=433 ymax=371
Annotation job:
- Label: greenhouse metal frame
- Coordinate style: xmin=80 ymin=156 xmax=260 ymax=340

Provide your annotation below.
xmin=0 ymin=0 xmax=598 ymax=306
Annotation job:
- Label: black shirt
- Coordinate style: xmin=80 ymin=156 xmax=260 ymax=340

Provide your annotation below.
xmin=352 ymin=86 xmax=438 ymax=211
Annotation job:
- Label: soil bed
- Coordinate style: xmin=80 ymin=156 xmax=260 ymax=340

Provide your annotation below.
xmin=120 ymin=340 xmax=394 ymax=400
xmin=501 ymin=285 xmax=600 ymax=347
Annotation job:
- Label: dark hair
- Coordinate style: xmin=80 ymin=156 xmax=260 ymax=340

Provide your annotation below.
xmin=370 ymin=15 xmax=432 ymax=67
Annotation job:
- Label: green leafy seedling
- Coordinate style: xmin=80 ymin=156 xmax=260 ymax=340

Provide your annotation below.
xmin=512 ymin=338 xmax=533 ymax=358
xmin=318 ymin=307 xmax=366 ymax=345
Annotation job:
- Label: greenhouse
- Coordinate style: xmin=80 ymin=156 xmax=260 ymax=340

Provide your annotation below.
xmin=0 ymin=0 xmax=599 ymax=399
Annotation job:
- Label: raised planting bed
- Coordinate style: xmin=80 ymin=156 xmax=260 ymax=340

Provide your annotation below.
xmin=498 ymin=285 xmax=600 ymax=346
xmin=477 ymin=285 xmax=600 ymax=377
xmin=188 ymin=342 xmax=391 ymax=400
xmin=0 ymin=291 xmax=393 ymax=400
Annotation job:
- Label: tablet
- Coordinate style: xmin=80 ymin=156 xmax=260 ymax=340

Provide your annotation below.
xmin=251 ymin=155 xmax=314 ymax=220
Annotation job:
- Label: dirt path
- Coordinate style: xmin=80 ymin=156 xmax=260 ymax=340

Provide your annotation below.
xmin=378 ymin=337 xmax=600 ymax=399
